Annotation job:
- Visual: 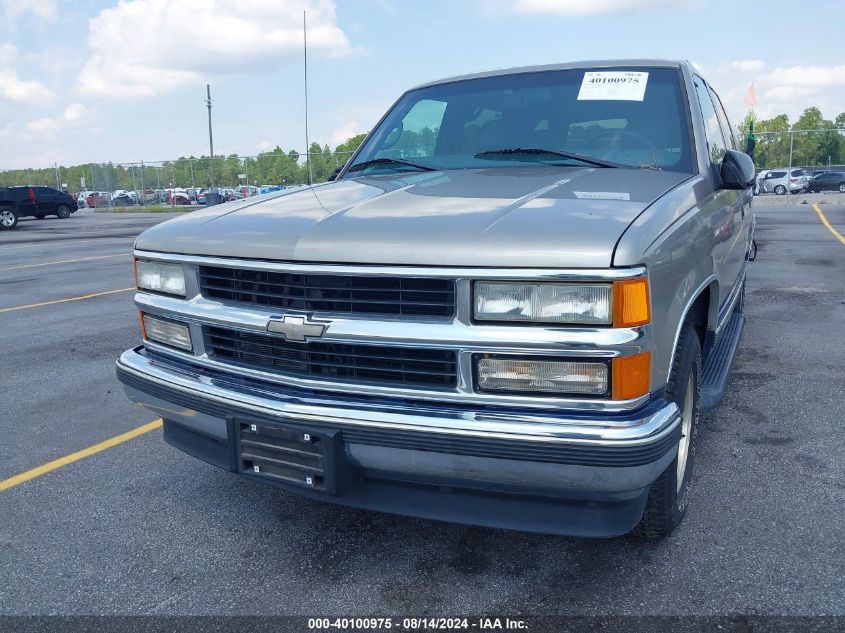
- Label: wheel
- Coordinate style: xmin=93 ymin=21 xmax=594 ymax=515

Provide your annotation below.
xmin=774 ymin=185 xmax=786 ymax=195
xmin=56 ymin=204 xmax=72 ymax=219
xmin=633 ymin=325 xmax=701 ymax=538
xmin=0 ymin=206 xmax=19 ymax=230
xmin=838 ymin=182 xmax=845 ymax=193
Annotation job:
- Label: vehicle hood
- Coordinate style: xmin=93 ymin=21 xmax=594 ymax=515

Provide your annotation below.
xmin=135 ymin=167 xmax=689 ymax=268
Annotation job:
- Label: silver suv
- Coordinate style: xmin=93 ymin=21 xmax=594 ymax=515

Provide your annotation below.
xmin=757 ymin=168 xmax=809 ymax=194
xmin=117 ymin=60 xmax=755 ymax=538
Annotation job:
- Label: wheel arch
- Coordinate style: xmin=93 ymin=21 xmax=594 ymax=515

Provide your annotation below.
xmin=667 ymin=277 xmax=718 ymax=378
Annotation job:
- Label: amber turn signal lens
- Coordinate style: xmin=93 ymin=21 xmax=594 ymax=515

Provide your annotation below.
xmin=613 ymin=279 xmax=650 ymax=327
xmin=612 ymin=352 xmax=651 ymax=400
xmin=139 ymin=310 xmax=148 ymax=340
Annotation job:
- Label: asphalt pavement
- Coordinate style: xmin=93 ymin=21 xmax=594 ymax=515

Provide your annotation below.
xmin=0 ymin=207 xmax=843 ymax=616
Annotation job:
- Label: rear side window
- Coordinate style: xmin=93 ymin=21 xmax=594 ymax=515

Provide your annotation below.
xmin=707 ymin=86 xmax=737 ymax=151
xmin=693 ymin=77 xmax=727 ymax=163
xmin=790 ymin=169 xmax=804 ymax=177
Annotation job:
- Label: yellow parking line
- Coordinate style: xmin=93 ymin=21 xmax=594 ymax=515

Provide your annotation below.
xmin=0 ymin=287 xmax=134 ymax=313
xmin=0 ymin=253 xmax=126 ymax=272
xmin=812 ymin=204 xmax=845 ymax=246
xmin=0 ymin=419 xmax=163 ymax=492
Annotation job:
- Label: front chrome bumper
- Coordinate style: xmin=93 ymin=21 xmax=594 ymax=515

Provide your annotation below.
xmin=117 ymin=347 xmax=682 ymax=536
xmin=117 ymin=347 xmax=679 ymax=447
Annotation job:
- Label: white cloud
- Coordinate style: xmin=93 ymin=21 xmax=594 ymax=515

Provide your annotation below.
xmin=729 ymin=59 xmax=765 ymax=72
xmin=761 ymin=64 xmax=845 ymax=89
xmin=78 ymin=0 xmax=355 ymax=98
xmin=504 ymin=0 xmax=695 ymax=16
xmin=0 ymin=43 xmax=55 ymax=104
xmin=329 ymin=121 xmax=363 ymax=145
xmin=1 ymin=0 xmax=57 ymax=22
xmin=63 ymin=102 xmax=90 ymax=122
xmin=24 ymin=103 xmax=92 ymax=135
xmin=707 ymin=62 xmax=845 ymax=126
xmin=0 ymin=68 xmax=55 ymax=104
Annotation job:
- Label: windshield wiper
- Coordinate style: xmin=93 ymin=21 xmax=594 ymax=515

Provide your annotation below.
xmin=474 ymin=147 xmax=618 ymax=169
xmin=345 ymin=157 xmax=436 ymax=174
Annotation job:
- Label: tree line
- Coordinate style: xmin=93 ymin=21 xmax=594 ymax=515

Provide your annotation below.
xmin=0 ymin=134 xmax=367 ymax=191
xmin=739 ymin=107 xmax=845 ymax=170
xmin=4 ymin=106 xmax=845 ymax=192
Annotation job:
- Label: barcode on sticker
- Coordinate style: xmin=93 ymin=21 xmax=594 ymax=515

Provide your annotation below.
xmin=577 ymin=72 xmax=649 ymax=101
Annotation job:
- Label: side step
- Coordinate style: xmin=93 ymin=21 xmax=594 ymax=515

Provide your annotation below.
xmin=700 ymin=313 xmax=745 ymax=412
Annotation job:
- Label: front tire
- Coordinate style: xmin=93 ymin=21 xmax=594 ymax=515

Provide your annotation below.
xmin=633 ymin=325 xmax=702 ymax=538
xmin=56 ymin=204 xmax=72 ymax=219
xmin=0 ymin=206 xmax=19 ymax=230
xmin=774 ymin=185 xmax=786 ymax=195
xmin=838 ymin=183 xmax=845 ymax=193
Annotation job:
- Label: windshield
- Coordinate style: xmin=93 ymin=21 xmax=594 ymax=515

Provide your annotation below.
xmin=348 ymin=67 xmax=693 ymax=174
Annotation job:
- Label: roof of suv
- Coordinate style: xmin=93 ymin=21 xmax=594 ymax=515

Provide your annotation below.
xmin=411 ymin=59 xmax=690 ymax=91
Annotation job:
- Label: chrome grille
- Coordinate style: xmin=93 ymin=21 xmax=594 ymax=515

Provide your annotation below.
xmin=199 ymin=266 xmax=456 ymax=317
xmin=206 ymin=327 xmax=458 ymax=388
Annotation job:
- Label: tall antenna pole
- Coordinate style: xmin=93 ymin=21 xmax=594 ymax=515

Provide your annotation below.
xmin=206 ymin=84 xmax=214 ymax=158
xmin=303 ymin=10 xmax=313 ymax=186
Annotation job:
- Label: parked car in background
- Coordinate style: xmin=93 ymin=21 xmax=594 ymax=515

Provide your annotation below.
xmin=806 ymin=171 xmax=845 ymax=193
xmin=758 ymin=169 xmax=808 ymax=194
xmin=86 ymin=191 xmax=110 ymax=208
xmin=112 ymin=194 xmax=136 ymax=206
xmin=0 ymin=186 xmax=78 ymax=226
xmin=259 ymin=184 xmax=285 ymax=194
xmin=167 ymin=189 xmax=192 ymax=205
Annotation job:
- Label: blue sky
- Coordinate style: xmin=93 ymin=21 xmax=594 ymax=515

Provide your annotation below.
xmin=1 ymin=0 xmax=842 ymax=169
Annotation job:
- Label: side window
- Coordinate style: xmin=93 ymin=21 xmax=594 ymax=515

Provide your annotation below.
xmin=693 ymin=77 xmax=728 ymax=163
xmin=707 ymin=86 xmax=738 ymax=151
xmin=375 ymin=99 xmax=446 ymax=160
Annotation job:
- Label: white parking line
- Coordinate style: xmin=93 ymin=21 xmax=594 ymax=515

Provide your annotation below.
xmin=0 ymin=254 xmax=127 ymax=272
xmin=0 ymin=237 xmax=134 ymax=253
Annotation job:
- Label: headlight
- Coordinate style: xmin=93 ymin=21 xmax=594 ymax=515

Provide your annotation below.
xmin=141 ymin=313 xmax=192 ymax=351
xmin=474 ymin=282 xmax=611 ymax=324
xmin=135 ymin=260 xmax=186 ymax=297
xmin=476 ymin=357 xmax=608 ymax=395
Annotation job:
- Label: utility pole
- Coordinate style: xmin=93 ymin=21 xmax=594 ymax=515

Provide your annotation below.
xmin=206 ymin=84 xmax=214 ymax=158
xmin=786 ymin=130 xmax=794 ymax=200
xmin=303 ymin=11 xmax=313 ymax=186
xmin=140 ymin=160 xmax=146 ymax=207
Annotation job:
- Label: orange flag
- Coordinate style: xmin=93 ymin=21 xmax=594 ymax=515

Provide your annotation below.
xmin=744 ymin=82 xmax=757 ymax=108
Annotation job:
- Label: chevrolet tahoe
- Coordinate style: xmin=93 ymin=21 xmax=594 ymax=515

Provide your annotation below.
xmin=117 ymin=60 xmax=755 ymax=538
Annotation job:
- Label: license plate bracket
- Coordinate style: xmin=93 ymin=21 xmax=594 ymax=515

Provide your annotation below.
xmin=232 ymin=418 xmax=347 ymax=495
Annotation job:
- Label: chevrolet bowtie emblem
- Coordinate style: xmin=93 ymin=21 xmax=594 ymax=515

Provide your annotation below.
xmin=267 ymin=315 xmax=327 ymax=342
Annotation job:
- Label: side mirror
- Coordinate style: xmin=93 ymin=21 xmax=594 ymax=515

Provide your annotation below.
xmin=719 ymin=150 xmax=755 ymax=190
xmin=327 ymin=166 xmax=343 ymax=181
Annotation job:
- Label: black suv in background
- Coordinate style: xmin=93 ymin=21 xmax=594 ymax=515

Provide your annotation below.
xmin=0 ymin=186 xmax=78 ymax=230
xmin=806 ymin=171 xmax=845 ymax=193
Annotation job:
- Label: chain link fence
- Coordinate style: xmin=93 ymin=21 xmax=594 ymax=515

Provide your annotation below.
xmin=748 ymin=128 xmax=845 ymax=204
xmin=0 ymin=149 xmax=357 ymax=210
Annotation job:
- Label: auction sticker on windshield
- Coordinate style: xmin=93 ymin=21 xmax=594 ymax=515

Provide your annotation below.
xmin=577 ymin=71 xmax=648 ymax=101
